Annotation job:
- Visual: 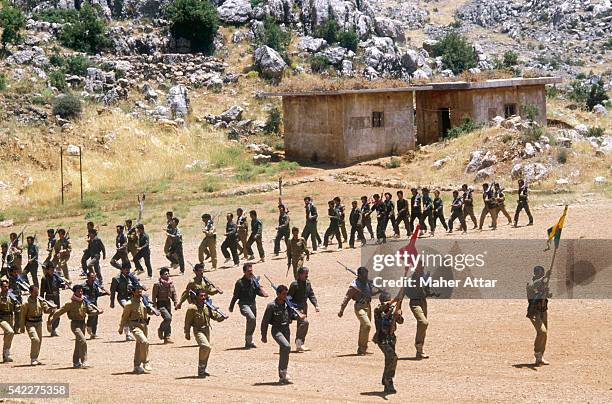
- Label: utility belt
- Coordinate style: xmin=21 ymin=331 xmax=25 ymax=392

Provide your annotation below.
xmin=130 ymin=318 xmax=149 ymax=325
xmin=409 ymin=297 xmax=427 ymax=304
xmin=70 ymin=319 xmax=86 ymax=324
xmin=205 ymin=234 xmax=216 ymax=240
xmin=26 ymin=316 xmax=43 ymax=323
xmin=527 ymin=299 xmax=548 ymax=317
xmin=518 ymin=197 xmax=528 ymax=203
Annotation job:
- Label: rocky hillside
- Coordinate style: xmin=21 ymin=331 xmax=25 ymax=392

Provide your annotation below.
xmin=0 ymin=0 xmax=610 ymax=213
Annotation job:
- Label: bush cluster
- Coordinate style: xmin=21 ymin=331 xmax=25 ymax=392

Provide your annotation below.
xmin=164 ymin=0 xmax=219 ymax=54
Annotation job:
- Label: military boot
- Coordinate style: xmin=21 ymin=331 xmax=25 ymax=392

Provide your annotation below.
xmin=133 ymin=365 xmax=145 ymax=374
xmin=198 ymin=365 xmax=208 ymax=378
xmin=383 ymin=379 xmax=397 ymax=394
xmin=3 ymin=349 xmax=13 ymax=363
xmin=279 ymin=370 xmax=292 ymax=384
xmin=535 ymin=352 xmax=550 ymax=366
xmin=416 ymin=344 xmax=429 ymax=359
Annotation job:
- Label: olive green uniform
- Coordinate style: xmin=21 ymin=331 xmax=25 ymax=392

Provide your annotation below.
xmin=526 ymin=273 xmax=551 ymax=359
xmin=52 ymin=298 xmax=101 ymax=366
xmin=184 ymin=302 xmax=224 ymax=376
xmin=52 ymin=237 xmax=72 ymax=280
xmin=287 ymin=237 xmax=309 ymax=279
xmin=236 ymin=215 xmax=249 ymax=259
xmin=407 ymin=271 xmax=432 ymax=356
xmin=373 ymin=302 xmax=404 ymax=392
xmin=478 ymin=188 xmax=499 ymax=230
xmin=178 ymin=276 xmax=221 ymax=307
xmin=20 ymin=296 xmax=55 ymax=361
xmin=340 ymin=279 xmax=376 ymax=355
xmin=0 ymin=291 xmax=20 ymax=361
xmin=198 ymin=220 xmax=217 ymax=269
xmin=119 ymin=298 xmax=154 ymax=368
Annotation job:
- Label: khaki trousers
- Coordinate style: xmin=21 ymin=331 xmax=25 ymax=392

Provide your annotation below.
xmin=26 ymin=322 xmax=43 ymax=360
xmin=71 ymin=320 xmax=87 ymax=365
xmin=130 ymin=324 xmax=150 ymax=367
xmin=354 ymin=302 xmax=372 ymax=353
xmin=410 ymin=299 xmax=428 ymax=352
xmin=198 ymin=237 xmax=217 ymax=268
xmin=291 ymin=256 xmax=304 ymax=279
xmin=58 ymin=255 xmax=71 ymax=280
xmin=195 ymin=328 xmax=212 ymax=366
xmin=237 ymin=231 xmax=248 ymax=259
xmin=0 ymin=319 xmax=14 ymax=351
xmin=479 ymin=206 xmax=499 ymax=229
xmin=530 ymin=311 xmax=548 ymax=354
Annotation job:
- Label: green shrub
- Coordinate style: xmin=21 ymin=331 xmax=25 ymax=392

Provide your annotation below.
xmin=65 ymin=54 xmax=91 ymax=75
xmin=80 ymin=195 xmax=99 ymax=209
xmin=202 ymin=176 xmax=221 ymax=192
xmin=556 ymin=148 xmax=568 ymax=164
xmin=210 ymin=144 xmax=244 ymax=168
xmin=49 ymin=53 xmax=66 ymax=67
xmin=310 ymin=55 xmax=330 ymax=73
xmin=250 ymin=0 xmax=262 ymax=6
xmin=32 ymin=8 xmax=79 ymax=24
xmin=314 ymin=19 xmax=340 ymax=44
xmin=521 ymin=125 xmax=544 ymax=144
xmin=502 ymin=50 xmax=518 ymax=67
xmin=59 ymin=4 xmax=111 ymax=54
xmin=261 ymin=16 xmax=291 ymax=54
xmin=0 ymin=1 xmax=26 ymax=51
xmin=164 ymin=0 xmax=219 ymax=54
xmin=604 ymin=37 xmax=612 ymax=50
xmin=521 ymin=103 xmax=538 ymax=122
xmin=446 ymin=115 xmax=482 ymax=138
xmin=52 ymin=93 xmax=82 ymax=119
xmin=32 ymin=88 xmax=54 ymax=105
xmin=586 ymin=79 xmax=609 ymax=111
xmin=0 ymin=73 xmax=6 ymax=91
xmin=586 ymin=127 xmax=605 ymax=138
xmin=568 ymin=79 xmax=589 ymax=103
xmin=386 ymin=157 xmax=401 ymax=169
xmin=545 ymin=85 xmax=559 ymax=98
xmin=431 ymin=31 xmax=477 ymax=74
xmin=338 ymin=29 xmax=358 ymax=51
xmin=48 ymin=70 xmax=67 ymax=91
xmin=264 ymin=107 xmax=282 ymax=134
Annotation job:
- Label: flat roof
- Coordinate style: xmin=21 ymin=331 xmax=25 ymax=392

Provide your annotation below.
xmin=422 ymin=76 xmax=562 ymax=90
xmin=262 ymin=86 xmax=433 ymax=97
xmin=263 ymin=77 xmax=561 ymax=97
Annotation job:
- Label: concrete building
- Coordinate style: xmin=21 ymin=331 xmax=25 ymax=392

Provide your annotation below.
xmin=265 ymin=77 xmax=560 ymax=165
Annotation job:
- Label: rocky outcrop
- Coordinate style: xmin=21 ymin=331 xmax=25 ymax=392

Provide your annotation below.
xmin=253 ymin=46 xmax=287 ymax=79
xmin=218 ymin=0 xmax=253 ymax=24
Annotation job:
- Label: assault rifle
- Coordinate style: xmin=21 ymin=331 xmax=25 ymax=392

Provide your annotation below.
xmin=263 ymin=274 xmax=301 ymax=317
xmin=188 ymin=289 xmax=228 ymax=319
xmin=187 ymin=261 xmax=223 ymax=294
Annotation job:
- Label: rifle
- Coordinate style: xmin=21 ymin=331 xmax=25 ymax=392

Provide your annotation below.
xmin=82 ymin=295 xmax=101 ymax=312
xmin=187 ymin=261 xmax=223 ymax=294
xmin=188 ymin=290 xmax=228 ymax=319
xmin=141 ymin=295 xmax=160 ymax=316
xmin=7 ymin=289 xmax=20 ymax=305
xmin=263 ymin=274 xmax=301 ymax=316
xmin=38 ymin=295 xmax=57 ymax=309
xmin=137 ymin=194 xmax=145 ymax=225
xmin=337 ymin=261 xmax=358 ymax=277
xmin=53 ymin=272 xmax=70 ymax=290
xmin=16 ymin=274 xmax=30 ymax=293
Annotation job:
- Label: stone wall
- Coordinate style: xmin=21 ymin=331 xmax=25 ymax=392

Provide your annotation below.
xmin=283 ymin=91 xmax=415 ymax=165
xmin=415 ymin=85 xmax=547 ymax=145
xmin=342 ymin=92 xmax=414 ymax=164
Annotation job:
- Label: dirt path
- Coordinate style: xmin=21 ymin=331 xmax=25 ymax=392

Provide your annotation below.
xmin=2 ymin=181 xmax=611 ymax=403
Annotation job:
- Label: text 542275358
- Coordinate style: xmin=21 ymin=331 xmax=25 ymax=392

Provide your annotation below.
xmin=0 ymin=383 xmax=69 ymax=398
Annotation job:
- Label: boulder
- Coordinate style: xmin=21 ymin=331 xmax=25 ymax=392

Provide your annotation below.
xmin=574 ymin=124 xmax=588 ymax=134
xmin=253 ymin=154 xmax=272 ymax=164
xmin=298 ymin=36 xmax=328 ymax=52
xmin=142 ymin=83 xmax=158 ymax=102
xmin=522 ymin=163 xmax=550 ymax=182
xmin=594 ymin=176 xmax=606 ymax=184
xmin=167 ymin=85 xmax=190 ymax=118
xmin=317 ymin=46 xmax=351 ymax=66
xmin=218 ymin=0 xmax=253 ymax=24
xmin=474 ymin=166 xmax=494 ymax=181
xmin=400 ymin=49 xmax=420 ymax=74
xmin=592 ymin=104 xmax=608 ymax=115
xmin=374 ymin=17 xmax=405 ymax=43
xmin=465 ymin=150 xmax=496 ymax=173
xmin=523 ymin=142 xmax=536 ymax=158
xmin=556 ymin=178 xmax=569 ymax=185
xmin=219 ymin=105 xmax=244 ymax=122
xmin=254 ymin=46 xmax=287 ymax=79
xmin=432 ymin=156 xmax=451 ymax=169
xmin=491 ymin=115 xmax=505 ymax=127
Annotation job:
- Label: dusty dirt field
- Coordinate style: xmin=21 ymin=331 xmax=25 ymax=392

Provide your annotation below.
xmin=2 ymin=181 xmax=611 ymax=403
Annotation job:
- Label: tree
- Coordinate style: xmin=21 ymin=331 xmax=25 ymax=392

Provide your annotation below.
xmin=432 ymin=31 xmax=477 ymax=74
xmin=164 ymin=0 xmax=219 ymax=54
xmin=59 ymin=3 xmax=111 ymax=54
xmin=586 ymin=79 xmax=609 ymax=111
xmin=261 ymin=16 xmax=291 ymax=55
xmin=0 ymin=1 xmax=26 ymax=52
xmin=502 ymin=50 xmax=518 ymax=67
xmin=338 ymin=29 xmax=358 ymax=51
xmin=314 ymin=19 xmax=340 ymax=44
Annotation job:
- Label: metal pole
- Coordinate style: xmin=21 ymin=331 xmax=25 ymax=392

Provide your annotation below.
xmin=60 ymin=147 xmax=64 ymax=205
xmin=79 ymin=146 xmax=83 ymax=202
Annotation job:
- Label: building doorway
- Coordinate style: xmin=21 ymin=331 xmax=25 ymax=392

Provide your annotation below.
xmin=439 ymin=108 xmax=451 ymax=137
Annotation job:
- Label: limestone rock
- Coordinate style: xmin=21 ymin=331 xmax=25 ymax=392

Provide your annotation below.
xmin=218 ymin=0 xmax=253 ymax=24
xmin=254 ymin=46 xmax=287 ymax=79
xmin=167 ymin=84 xmax=189 ymax=118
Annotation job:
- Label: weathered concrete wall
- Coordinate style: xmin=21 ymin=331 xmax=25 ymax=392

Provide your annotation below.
xmin=342 ymin=92 xmax=415 ymax=164
xmin=415 ymin=85 xmax=547 ymax=145
xmin=470 ymin=85 xmax=547 ymax=126
xmin=282 ymin=95 xmax=345 ymax=163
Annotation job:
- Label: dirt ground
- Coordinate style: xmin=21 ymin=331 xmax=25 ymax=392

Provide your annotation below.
xmin=2 ymin=180 xmax=611 ymax=403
